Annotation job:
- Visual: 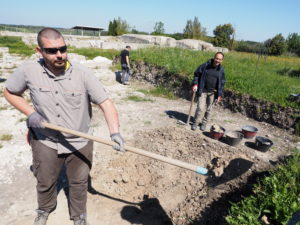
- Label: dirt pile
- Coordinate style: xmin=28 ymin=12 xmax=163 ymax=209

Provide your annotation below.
xmin=90 ymin=125 xmax=283 ymax=224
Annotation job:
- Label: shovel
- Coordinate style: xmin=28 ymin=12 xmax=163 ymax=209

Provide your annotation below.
xmin=42 ymin=122 xmax=208 ymax=175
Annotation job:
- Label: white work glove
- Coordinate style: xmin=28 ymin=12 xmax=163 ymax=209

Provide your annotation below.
xmin=27 ymin=112 xmax=45 ymax=128
xmin=192 ymin=84 xmax=198 ymax=92
xmin=110 ymin=133 xmax=125 ymax=152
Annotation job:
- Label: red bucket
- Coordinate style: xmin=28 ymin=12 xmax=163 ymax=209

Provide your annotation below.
xmin=210 ymin=125 xmax=225 ymax=140
xmin=242 ymin=125 xmax=258 ymax=139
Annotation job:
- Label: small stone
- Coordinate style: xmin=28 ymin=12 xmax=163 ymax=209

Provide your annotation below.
xmin=137 ymin=180 xmax=145 ymax=186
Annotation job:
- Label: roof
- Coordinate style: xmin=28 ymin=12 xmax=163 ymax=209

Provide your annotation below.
xmin=71 ymin=25 xmax=104 ymax=31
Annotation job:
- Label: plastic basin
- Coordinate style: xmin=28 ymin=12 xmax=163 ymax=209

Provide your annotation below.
xmin=242 ymin=125 xmax=258 ymax=139
xmin=255 ymin=136 xmax=273 ymax=152
xmin=224 ymin=131 xmax=244 ymax=146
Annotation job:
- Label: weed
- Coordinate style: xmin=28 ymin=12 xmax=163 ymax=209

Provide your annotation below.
xmin=0 ymin=134 xmax=13 ymax=141
xmin=137 ymin=86 xmax=177 ymax=100
xmin=292 ymin=136 xmax=300 ymax=143
xmin=125 ymin=95 xmax=153 ymax=102
xmin=224 ymin=119 xmax=234 ymax=123
xmin=226 ymin=152 xmax=300 ymax=224
xmin=18 ymin=117 xmax=27 ymax=123
xmin=0 ymin=106 xmax=8 ymax=110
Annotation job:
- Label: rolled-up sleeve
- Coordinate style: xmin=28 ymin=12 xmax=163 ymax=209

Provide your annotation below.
xmin=5 ymin=65 xmax=27 ymax=94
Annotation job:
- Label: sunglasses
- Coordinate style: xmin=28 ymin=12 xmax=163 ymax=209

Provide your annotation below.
xmin=42 ymin=45 xmax=67 ymax=54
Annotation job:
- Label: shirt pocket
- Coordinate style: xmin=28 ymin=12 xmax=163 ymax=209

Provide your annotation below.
xmin=63 ymin=91 xmax=82 ymax=109
xmin=31 ymin=86 xmax=52 ymax=109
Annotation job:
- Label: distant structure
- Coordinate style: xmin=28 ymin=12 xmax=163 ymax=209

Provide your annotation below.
xmin=71 ymin=25 xmax=104 ymax=36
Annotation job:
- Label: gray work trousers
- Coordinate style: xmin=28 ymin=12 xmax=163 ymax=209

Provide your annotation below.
xmin=193 ymin=92 xmax=216 ymax=125
xmin=121 ymin=64 xmax=130 ymax=83
xmin=31 ymin=139 xmax=93 ymax=220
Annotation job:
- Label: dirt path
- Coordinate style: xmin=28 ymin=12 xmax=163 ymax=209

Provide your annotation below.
xmin=0 ymin=52 xmax=298 ymax=225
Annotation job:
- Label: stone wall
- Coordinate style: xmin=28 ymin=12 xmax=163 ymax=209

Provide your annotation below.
xmin=125 ymin=60 xmax=300 ymax=133
xmin=0 ymin=31 xmax=228 ymax=52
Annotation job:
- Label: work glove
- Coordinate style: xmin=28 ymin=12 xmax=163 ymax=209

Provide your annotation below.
xmin=192 ymin=84 xmax=198 ymax=92
xmin=27 ymin=112 xmax=45 ymax=128
xmin=110 ymin=133 xmax=125 ymax=152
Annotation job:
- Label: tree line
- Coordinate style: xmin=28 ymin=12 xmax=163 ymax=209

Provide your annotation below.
xmin=107 ymin=17 xmax=300 ymax=57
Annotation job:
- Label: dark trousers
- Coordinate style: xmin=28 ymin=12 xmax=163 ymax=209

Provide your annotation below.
xmin=121 ymin=64 xmax=130 ymax=83
xmin=31 ymin=139 xmax=93 ymax=220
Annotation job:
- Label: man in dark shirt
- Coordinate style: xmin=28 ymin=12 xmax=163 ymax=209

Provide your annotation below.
xmin=120 ymin=46 xmax=131 ymax=85
xmin=191 ymin=52 xmax=226 ymax=131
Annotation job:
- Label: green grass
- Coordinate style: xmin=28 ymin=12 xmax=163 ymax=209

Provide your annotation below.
xmin=137 ymin=86 xmax=177 ymax=100
xmin=125 ymin=95 xmax=154 ymax=102
xmin=68 ymin=47 xmax=119 ymax=60
xmin=131 ymin=47 xmax=300 ymax=109
xmin=0 ymin=134 xmax=13 ymax=141
xmin=0 ymin=36 xmax=35 ymax=56
xmin=226 ymin=152 xmax=300 ymax=225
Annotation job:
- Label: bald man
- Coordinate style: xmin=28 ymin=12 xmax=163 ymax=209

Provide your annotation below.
xmin=4 ymin=28 xmax=125 ymax=225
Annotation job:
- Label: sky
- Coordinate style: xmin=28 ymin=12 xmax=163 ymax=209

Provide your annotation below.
xmin=1 ymin=0 xmax=299 ymax=42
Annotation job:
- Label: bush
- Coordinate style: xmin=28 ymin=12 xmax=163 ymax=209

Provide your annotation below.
xmin=226 ymin=153 xmax=300 ymax=225
xmin=234 ymin=40 xmax=265 ymax=54
xmin=265 ymin=34 xmax=287 ymax=56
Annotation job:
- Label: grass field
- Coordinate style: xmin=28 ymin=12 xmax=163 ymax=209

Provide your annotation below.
xmin=130 ymin=47 xmax=300 ymax=109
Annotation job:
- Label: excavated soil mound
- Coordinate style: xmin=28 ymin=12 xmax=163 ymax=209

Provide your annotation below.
xmin=90 ymin=125 xmax=279 ymax=224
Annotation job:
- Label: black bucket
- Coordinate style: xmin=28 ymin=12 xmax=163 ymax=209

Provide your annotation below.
xmin=255 ymin=136 xmax=273 ymax=152
xmin=224 ymin=131 xmax=244 ymax=146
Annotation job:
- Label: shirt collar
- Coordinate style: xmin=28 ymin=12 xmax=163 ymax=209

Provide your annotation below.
xmin=39 ymin=59 xmax=72 ymax=79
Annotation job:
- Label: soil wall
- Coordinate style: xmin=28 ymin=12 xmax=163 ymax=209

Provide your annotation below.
xmin=116 ymin=59 xmax=300 ymax=134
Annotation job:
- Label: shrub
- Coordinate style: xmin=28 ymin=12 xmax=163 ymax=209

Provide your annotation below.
xmin=226 ymin=153 xmax=300 ymax=225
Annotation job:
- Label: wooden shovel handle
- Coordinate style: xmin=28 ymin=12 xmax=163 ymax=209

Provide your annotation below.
xmin=186 ymin=91 xmax=196 ymax=125
xmin=42 ymin=122 xmax=208 ymax=175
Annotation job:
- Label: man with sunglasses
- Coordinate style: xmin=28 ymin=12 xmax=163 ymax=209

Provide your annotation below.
xmin=4 ymin=28 xmax=125 ymax=225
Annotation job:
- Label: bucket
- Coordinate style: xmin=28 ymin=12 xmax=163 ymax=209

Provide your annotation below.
xmin=224 ymin=131 xmax=244 ymax=146
xmin=210 ymin=124 xmax=225 ymax=140
xmin=255 ymin=136 xmax=273 ymax=152
xmin=242 ymin=125 xmax=258 ymax=139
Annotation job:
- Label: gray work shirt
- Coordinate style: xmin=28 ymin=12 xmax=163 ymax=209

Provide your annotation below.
xmin=6 ymin=59 xmax=108 ymax=154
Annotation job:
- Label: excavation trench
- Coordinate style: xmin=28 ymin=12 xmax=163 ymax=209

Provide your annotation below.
xmin=124 ymin=60 xmax=300 ymax=134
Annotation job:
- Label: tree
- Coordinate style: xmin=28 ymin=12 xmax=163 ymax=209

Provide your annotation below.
xmin=183 ymin=19 xmax=193 ymax=39
xmin=265 ymin=33 xmax=287 ymax=55
xmin=286 ymin=33 xmax=300 ymax=56
xmin=152 ymin=21 xmax=165 ymax=35
xmin=107 ymin=21 xmax=114 ymax=36
xmin=107 ymin=17 xmax=130 ymax=36
xmin=183 ymin=17 xmax=207 ymax=39
xmin=213 ymin=23 xmax=235 ymax=49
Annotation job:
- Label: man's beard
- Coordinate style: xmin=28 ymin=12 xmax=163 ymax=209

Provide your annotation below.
xmin=53 ymin=60 xmax=66 ymax=69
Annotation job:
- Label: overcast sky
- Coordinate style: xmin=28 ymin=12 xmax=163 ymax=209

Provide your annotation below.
xmin=1 ymin=0 xmax=299 ymax=42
